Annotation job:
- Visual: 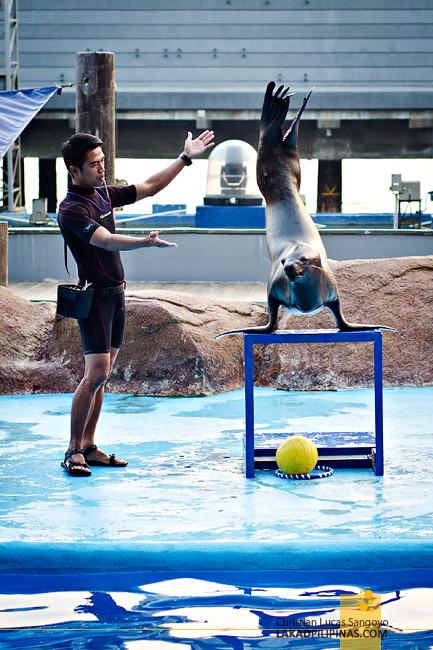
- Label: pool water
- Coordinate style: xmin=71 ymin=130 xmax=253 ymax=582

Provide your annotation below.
xmin=0 ymin=387 xmax=432 ymax=543
xmin=1 ymin=570 xmax=432 ymax=648
xmin=0 ymin=387 xmax=432 ymax=647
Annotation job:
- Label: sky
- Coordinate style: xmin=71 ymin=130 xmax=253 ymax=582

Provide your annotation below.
xmin=23 ymin=156 xmax=433 ymax=217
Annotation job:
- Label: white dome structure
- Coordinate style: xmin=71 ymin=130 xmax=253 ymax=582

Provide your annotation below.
xmin=204 ymin=139 xmax=262 ymax=206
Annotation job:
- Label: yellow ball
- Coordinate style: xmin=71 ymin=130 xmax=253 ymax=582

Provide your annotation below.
xmin=276 ymin=435 xmax=318 ymax=475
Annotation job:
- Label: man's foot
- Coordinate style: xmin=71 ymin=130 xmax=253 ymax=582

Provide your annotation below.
xmin=61 ymin=448 xmax=91 ymax=477
xmin=83 ymin=444 xmax=128 ymax=467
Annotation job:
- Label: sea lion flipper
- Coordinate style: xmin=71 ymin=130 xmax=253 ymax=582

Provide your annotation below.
xmin=214 ymin=295 xmax=280 ymax=339
xmin=326 ymin=300 xmax=398 ymax=332
xmin=282 ymin=87 xmax=315 ymax=150
xmin=260 ymin=81 xmax=294 ymax=147
xmin=214 ymin=323 xmax=275 ymax=339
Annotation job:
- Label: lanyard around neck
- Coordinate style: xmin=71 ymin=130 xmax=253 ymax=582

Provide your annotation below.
xmin=67 ymin=187 xmax=112 ymax=210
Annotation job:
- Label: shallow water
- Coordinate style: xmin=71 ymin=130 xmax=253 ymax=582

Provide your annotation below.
xmin=0 ymin=387 xmax=432 ymax=543
xmin=0 ymin=570 xmax=432 ymax=649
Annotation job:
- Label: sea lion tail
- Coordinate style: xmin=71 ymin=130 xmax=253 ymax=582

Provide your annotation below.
xmin=283 ymin=86 xmax=315 ymax=150
xmin=260 ymin=81 xmax=294 ymax=147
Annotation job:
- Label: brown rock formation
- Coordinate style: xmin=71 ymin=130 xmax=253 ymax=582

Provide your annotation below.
xmin=113 ymin=292 xmax=266 ymax=395
xmin=0 ymin=286 xmax=74 ymax=394
xmin=45 ymin=290 xmax=266 ymax=396
xmin=0 ymin=255 xmax=432 ymax=395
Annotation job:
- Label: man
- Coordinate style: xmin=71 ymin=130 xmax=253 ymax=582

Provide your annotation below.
xmin=58 ymin=129 xmax=214 ymax=476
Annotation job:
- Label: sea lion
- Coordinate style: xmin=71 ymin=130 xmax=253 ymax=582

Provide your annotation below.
xmin=217 ymin=81 xmax=394 ymax=337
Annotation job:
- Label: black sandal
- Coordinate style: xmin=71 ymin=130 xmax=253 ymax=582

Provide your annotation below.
xmin=61 ymin=448 xmax=91 ymax=477
xmin=83 ymin=444 xmax=128 ymax=467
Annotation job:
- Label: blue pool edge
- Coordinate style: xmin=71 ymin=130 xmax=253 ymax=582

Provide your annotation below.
xmin=1 ymin=539 xmax=433 ymax=574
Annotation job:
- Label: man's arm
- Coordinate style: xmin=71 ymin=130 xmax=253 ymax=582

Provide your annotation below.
xmin=134 ymin=130 xmax=214 ymax=201
xmin=90 ymin=228 xmax=177 ymax=251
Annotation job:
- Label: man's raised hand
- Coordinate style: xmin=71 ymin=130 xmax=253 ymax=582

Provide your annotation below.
xmin=184 ymin=130 xmax=215 ymax=159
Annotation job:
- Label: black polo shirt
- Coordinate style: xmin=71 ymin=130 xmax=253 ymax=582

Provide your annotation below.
xmin=57 ymin=184 xmax=137 ymax=288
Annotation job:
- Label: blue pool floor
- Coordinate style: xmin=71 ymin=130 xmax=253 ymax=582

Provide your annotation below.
xmin=0 ymin=386 xmax=432 ymax=547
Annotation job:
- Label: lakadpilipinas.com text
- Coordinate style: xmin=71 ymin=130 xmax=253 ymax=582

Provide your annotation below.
xmin=274 ymin=617 xmax=388 ymax=639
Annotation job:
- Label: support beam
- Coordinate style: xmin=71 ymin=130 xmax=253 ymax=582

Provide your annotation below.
xmin=3 ymin=0 xmax=22 ymax=212
xmin=38 ymin=159 xmax=57 ymax=212
xmin=317 ymin=160 xmax=342 ymax=213
xmin=22 ymin=116 xmax=433 ymax=160
xmin=0 ymin=222 xmax=8 ymax=286
xmin=75 ymin=51 xmax=116 ymax=185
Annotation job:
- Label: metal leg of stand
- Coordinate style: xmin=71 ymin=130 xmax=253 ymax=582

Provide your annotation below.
xmin=244 ymin=335 xmax=255 ymax=478
xmin=243 ymin=330 xmax=385 ymax=478
xmin=374 ymin=332 xmax=384 ymax=476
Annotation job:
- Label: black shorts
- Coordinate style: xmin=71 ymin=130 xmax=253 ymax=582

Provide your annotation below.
xmin=78 ymin=292 xmax=125 ymax=355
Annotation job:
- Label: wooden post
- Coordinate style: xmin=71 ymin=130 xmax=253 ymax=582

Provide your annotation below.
xmin=75 ymin=52 xmax=116 ymax=185
xmin=0 ymin=222 xmax=8 ymax=287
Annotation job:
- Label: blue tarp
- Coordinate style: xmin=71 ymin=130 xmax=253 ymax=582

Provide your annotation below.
xmin=0 ymin=86 xmax=59 ymax=159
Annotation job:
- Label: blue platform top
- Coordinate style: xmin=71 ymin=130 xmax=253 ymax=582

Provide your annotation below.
xmin=244 ymin=328 xmax=385 ymax=344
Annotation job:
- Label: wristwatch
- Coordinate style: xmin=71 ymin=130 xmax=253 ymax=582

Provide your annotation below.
xmin=179 ymin=153 xmax=192 ymax=166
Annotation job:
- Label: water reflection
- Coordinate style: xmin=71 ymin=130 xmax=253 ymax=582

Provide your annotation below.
xmin=0 ymin=575 xmax=432 ymax=648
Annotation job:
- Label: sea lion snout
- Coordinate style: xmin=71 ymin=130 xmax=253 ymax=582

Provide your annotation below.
xmin=281 ymin=243 xmax=320 ymax=282
xmin=282 ymin=258 xmax=305 ymax=281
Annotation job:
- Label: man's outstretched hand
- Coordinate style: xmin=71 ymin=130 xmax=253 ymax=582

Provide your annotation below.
xmin=145 ymin=230 xmax=178 ymax=248
xmin=183 ymin=130 xmax=215 ymax=159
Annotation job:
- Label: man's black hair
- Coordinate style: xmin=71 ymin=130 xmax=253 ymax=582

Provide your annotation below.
xmin=62 ymin=133 xmax=104 ymax=171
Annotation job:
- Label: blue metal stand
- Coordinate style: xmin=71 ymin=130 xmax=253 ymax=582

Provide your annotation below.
xmin=243 ymin=329 xmax=384 ymax=478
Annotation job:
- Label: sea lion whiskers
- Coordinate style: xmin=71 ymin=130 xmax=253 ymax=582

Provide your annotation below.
xmin=284 ymin=262 xmax=324 ymax=277
xmin=306 ymin=264 xmax=324 ymax=273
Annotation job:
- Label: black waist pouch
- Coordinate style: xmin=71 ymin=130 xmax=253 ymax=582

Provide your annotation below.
xmin=56 ymin=284 xmax=94 ymax=319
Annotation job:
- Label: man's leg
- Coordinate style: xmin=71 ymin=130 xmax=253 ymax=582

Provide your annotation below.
xmin=65 ymin=351 xmax=112 ymax=474
xmin=81 ymin=347 xmax=126 ymax=466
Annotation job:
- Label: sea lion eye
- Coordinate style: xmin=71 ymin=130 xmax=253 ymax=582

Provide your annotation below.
xmin=281 ymin=258 xmax=285 ymax=265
